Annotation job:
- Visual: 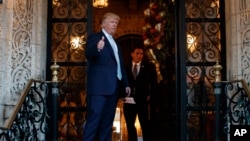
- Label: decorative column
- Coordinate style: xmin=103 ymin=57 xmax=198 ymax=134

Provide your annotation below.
xmin=213 ymin=60 xmax=222 ymax=141
xmin=50 ymin=60 xmax=60 ymax=141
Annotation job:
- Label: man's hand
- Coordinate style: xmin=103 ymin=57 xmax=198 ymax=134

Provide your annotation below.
xmin=125 ymin=87 xmax=131 ymax=97
xmin=97 ymin=36 xmax=105 ymax=51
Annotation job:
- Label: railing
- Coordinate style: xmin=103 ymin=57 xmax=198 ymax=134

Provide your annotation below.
xmin=0 ymin=60 xmax=60 ymax=141
xmin=214 ymin=79 xmax=250 ymax=141
xmin=0 ymin=79 xmax=49 ymax=141
xmin=1 ymin=62 xmax=250 ymax=141
xmin=223 ymin=80 xmax=250 ymax=128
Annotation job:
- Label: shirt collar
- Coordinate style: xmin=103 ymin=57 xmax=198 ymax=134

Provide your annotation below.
xmin=102 ymin=29 xmax=112 ymax=39
xmin=132 ymin=61 xmax=141 ymax=66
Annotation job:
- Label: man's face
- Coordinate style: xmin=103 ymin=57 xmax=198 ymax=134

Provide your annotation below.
xmin=102 ymin=17 xmax=119 ymax=35
xmin=131 ymin=48 xmax=144 ymax=63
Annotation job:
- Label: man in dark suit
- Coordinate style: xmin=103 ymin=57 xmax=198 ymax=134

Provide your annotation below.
xmin=123 ymin=46 xmax=157 ymax=141
xmin=83 ymin=12 xmax=131 ymax=141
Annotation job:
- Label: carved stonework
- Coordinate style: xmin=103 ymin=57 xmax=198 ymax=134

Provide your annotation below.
xmin=10 ymin=0 xmax=33 ymax=100
xmin=240 ymin=1 xmax=250 ymax=83
xmin=242 ymin=30 xmax=250 ymax=82
xmin=0 ymin=0 xmax=47 ymax=132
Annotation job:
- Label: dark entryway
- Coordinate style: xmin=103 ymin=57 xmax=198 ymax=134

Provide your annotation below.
xmin=117 ymin=34 xmax=176 ymax=141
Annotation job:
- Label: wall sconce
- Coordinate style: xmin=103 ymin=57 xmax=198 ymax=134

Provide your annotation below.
xmin=70 ymin=36 xmax=85 ymax=50
xmin=93 ymin=0 xmax=108 ymax=8
xmin=187 ymin=34 xmax=197 ymax=53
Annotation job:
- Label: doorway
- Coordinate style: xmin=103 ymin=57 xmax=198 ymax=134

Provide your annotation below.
xmin=117 ymin=34 xmax=176 ymax=141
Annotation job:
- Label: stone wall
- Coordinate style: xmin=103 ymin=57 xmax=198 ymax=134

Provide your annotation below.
xmin=226 ymin=0 xmax=250 ymax=82
xmin=0 ymin=0 xmax=47 ymax=128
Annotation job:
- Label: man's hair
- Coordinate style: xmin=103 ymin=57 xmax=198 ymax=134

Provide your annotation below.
xmin=131 ymin=46 xmax=145 ymax=53
xmin=101 ymin=12 xmax=120 ymax=24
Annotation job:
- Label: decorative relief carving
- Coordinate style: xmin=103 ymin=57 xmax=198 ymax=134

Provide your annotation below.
xmin=239 ymin=0 xmax=250 ymax=12
xmin=10 ymin=0 xmax=33 ymax=99
xmin=239 ymin=0 xmax=250 ymax=82
xmin=242 ymin=29 xmax=250 ymax=82
xmin=240 ymin=12 xmax=250 ymax=28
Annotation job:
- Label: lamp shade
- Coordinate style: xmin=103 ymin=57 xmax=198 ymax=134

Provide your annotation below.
xmin=93 ymin=0 xmax=108 ymax=8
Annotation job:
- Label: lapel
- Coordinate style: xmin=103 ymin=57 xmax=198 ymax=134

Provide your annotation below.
xmin=130 ymin=62 xmax=145 ymax=79
xmin=129 ymin=62 xmax=135 ymax=78
xmin=137 ymin=63 xmax=145 ymax=78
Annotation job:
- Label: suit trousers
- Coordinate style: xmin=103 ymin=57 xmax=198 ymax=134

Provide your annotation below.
xmin=123 ymin=103 xmax=151 ymax=141
xmin=83 ymin=93 xmax=118 ymax=141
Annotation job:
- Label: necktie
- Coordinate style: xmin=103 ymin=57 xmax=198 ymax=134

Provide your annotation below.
xmin=133 ymin=64 xmax=137 ymax=80
xmin=109 ymin=36 xmax=122 ymax=80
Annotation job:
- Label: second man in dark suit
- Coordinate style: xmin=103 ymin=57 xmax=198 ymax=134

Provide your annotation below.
xmin=123 ymin=46 xmax=157 ymax=141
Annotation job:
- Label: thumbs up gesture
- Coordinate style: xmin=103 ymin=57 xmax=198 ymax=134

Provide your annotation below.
xmin=97 ymin=36 xmax=105 ymax=51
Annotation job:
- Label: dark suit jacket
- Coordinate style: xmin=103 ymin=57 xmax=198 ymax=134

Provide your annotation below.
xmin=85 ymin=31 xmax=129 ymax=95
xmin=126 ymin=60 xmax=157 ymax=104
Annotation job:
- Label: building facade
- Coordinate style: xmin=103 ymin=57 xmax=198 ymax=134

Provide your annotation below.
xmin=0 ymin=0 xmax=250 ymax=140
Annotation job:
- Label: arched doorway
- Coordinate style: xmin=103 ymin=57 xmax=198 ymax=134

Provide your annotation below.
xmin=117 ymin=34 xmax=144 ymax=66
xmin=117 ymin=34 xmax=176 ymax=140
